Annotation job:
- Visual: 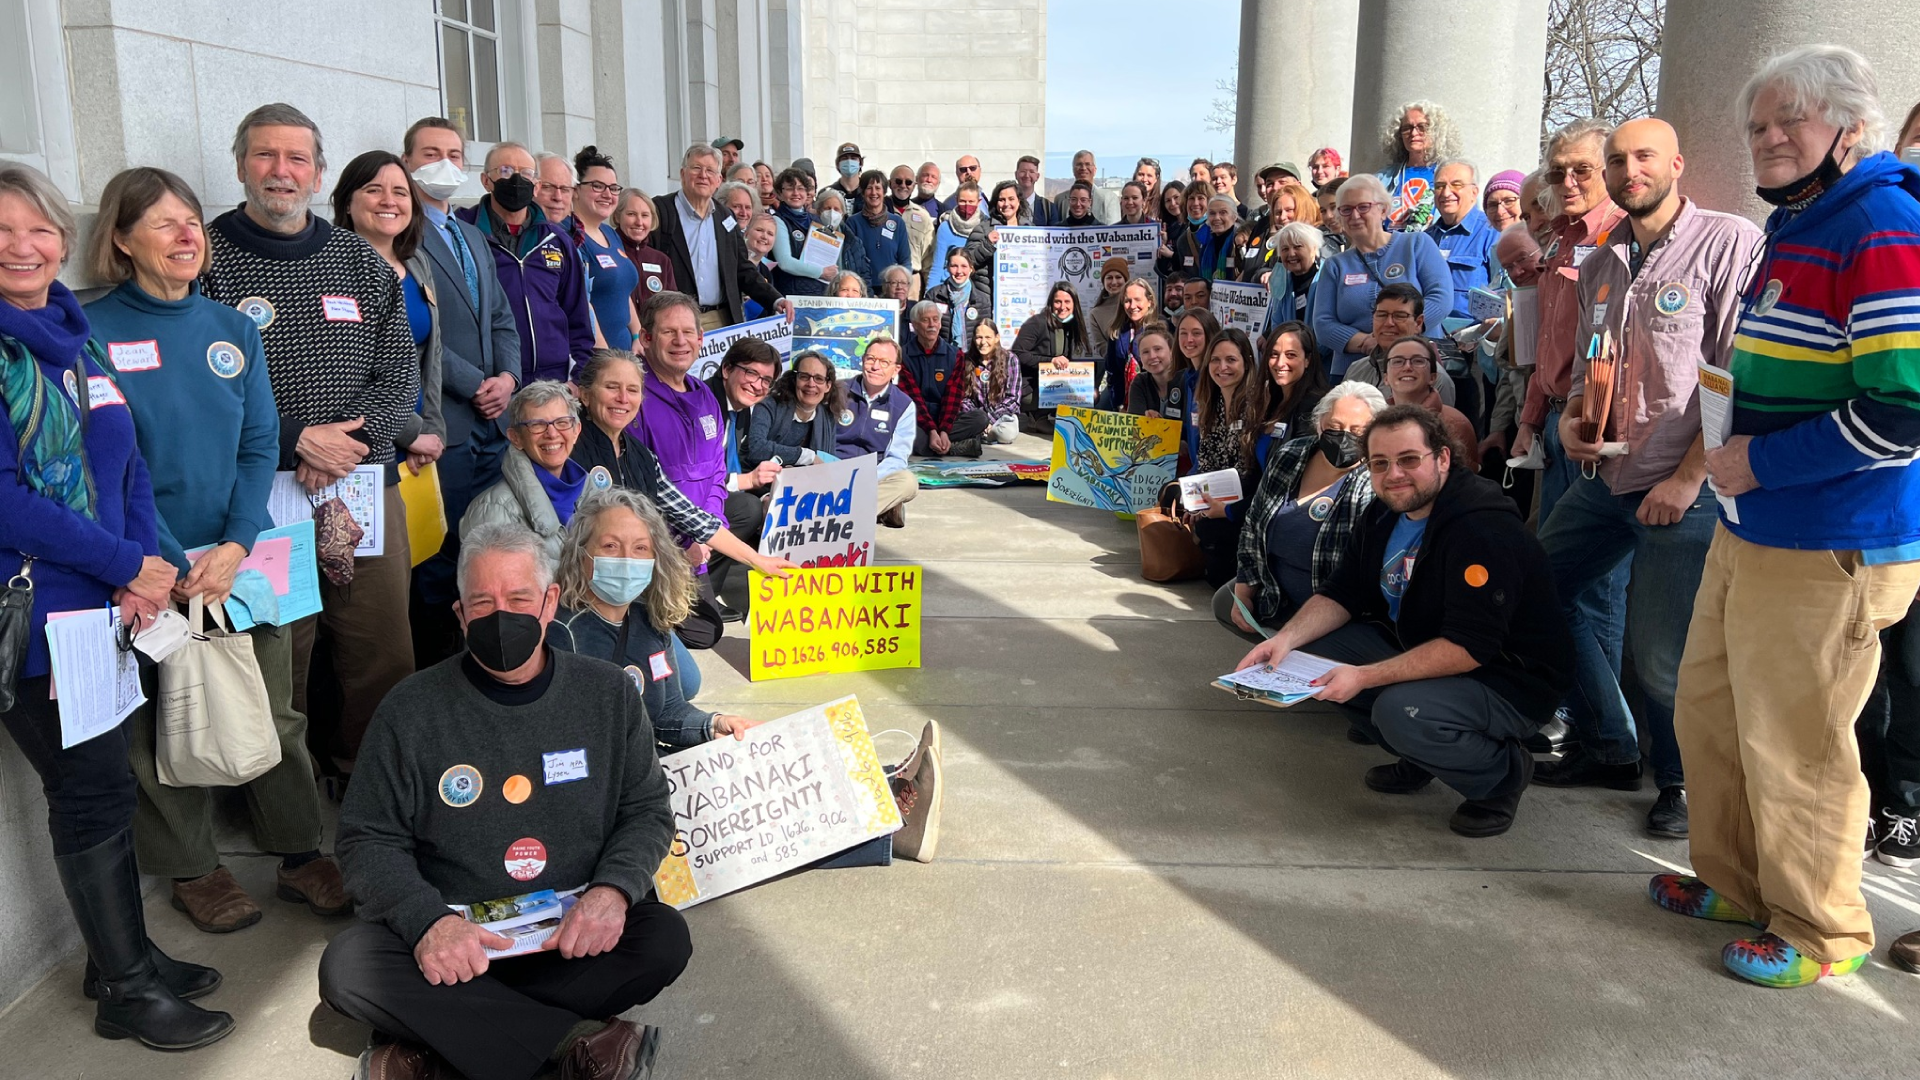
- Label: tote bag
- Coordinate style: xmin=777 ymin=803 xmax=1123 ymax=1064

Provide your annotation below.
xmin=156 ymin=595 xmax=279 ymax=787
xmin=1137 ymin=486 xmax=1207 ymax=583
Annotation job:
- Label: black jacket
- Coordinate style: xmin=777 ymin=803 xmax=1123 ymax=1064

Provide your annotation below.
xmin=923 ymin=278 xmax=993 ymax=349
xmin=569 ymin=419 xmax=671 ymax=499
xmin=704 ymin=372 xmax=754 ymax=470
xmin=650 ymin=191 xmax=783 ymax=325
xmin=1318 ymin=466 xmax=1573 ymax=721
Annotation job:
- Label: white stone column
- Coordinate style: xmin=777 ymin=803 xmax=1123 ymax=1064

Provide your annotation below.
xmin=534 ymin=0 xmax=597 ymax=155
xmin=1658 ymin=0 xmax=1920 ymax=221
xmin=767 ymin=0 xmax=806 ymax=165
xmin=1233 ymin=0 xmax=1359 ymax=201
xmin=1347 ymin=0 xmax=1548 ymax=176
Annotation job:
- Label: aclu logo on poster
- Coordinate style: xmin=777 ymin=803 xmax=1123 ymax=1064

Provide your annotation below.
xmin=757 ymin=453 xmax=880 ymax=568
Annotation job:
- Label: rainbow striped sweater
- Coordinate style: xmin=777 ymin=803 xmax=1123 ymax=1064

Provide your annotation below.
xmin=1733 ymin=152 xmax=1920 ymax=552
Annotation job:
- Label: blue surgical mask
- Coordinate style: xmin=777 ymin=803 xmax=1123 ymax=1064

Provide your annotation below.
xmin=590 ymin=556 xmax=655 ymax=606
xmin=838 ymin=159 xmax=861 ymax=179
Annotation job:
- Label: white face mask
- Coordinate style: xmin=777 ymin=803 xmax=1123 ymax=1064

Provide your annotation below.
xmin=820 ymin=209 xmax=844 ymax=230
xmin=411 ymin=158 xmax=468 ymax=202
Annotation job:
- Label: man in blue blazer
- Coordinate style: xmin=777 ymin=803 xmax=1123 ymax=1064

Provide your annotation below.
xmin=401 ymin=118 xmax=523 ymax=659
xmin=1015 ymin=155 xmax=1057 ymax=227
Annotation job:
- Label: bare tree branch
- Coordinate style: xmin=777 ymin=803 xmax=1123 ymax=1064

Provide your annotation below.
xmin=1542 ymin=0 xmax=1665 ymax=139
xmin=1206 ymin=75 xmax=1237 ymax=136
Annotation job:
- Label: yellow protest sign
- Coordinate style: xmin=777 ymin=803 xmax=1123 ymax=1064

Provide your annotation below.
xmin=397 ymin=461 xmax=447 ymax=566
xmin=748 ymin=567 xmax=922 ymax=681
xmin=1047 ymin=406 xmax=1181 ymax=514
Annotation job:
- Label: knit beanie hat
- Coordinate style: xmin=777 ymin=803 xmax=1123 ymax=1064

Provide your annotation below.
xmin=1100 ymin=256 xmax=1130 ymax=280
xmin=1485 ymin=170 xmax=1526 ymax=198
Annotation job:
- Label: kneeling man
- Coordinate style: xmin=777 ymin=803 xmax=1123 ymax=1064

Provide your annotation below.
xmin=320 ymin=523 xmax=688 ymax=1080
xmin=1236 ymin=406 xmax=1573 ymax=836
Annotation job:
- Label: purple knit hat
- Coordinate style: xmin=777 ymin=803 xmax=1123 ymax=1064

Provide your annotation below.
xmin=1485 ymin=170 xmax=1526 ymax=198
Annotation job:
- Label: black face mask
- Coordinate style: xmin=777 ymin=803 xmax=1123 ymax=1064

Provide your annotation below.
xmin=1318 ymin=429 xmax=1363 ymax=469
xmin=1755 ymin=128 xmax=1846 ymax=210
xmin=465 ymin=610 xmax=545 ymax=673
xmin=491 ymin=174 xmax=536 ymax=214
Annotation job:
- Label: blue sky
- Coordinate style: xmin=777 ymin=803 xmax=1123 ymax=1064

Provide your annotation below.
xmin=1044 ymin=0 xmax=1241 ymax=177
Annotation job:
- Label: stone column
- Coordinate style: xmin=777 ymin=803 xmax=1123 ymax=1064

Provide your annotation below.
xmin=1658 ymin=0 xmax=1920 ymax=221
xmin=1347 ymin=0 xmax=1548 ymax=177
xmin=1233 ymin=0 xmax=1359 ymax=202
xmin=767 ymin=0 xmax=806 ymax=165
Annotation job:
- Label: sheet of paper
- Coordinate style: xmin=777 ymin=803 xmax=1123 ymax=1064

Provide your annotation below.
xmin=398 ymin=461 xmax=447 ymax=567
xmin=186 ymin=535 xmax=292 ymax=593
xmin=1509 ymin=286 xmax=1539 ymax=367
xmin=1037 ymin=362 xmax=1096 ymax=407
xmin=268 ymin=465 xmax=383 ymax=556
xmin=1216 ymin=650 xmax=1341 ymax=705
xmin=1697 ymin=362 xmax=1740 ymax=524
xmin=45 ymin=607 xmax=144 ymax=748
xmin=1178 ymin=469 xmax=1243 ymax=512
xmin=193 ymin=521 xmax=323 ymax=630
xmin=1468 ymin=286 xmax=1506 ymax=322
xmin=800 ymin=225 xmax=844 ymax=269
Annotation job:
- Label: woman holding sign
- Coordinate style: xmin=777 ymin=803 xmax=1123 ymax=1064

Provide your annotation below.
xmin=1185 ymin=329 xmax=1269 ymax=588
xmin=1011 ymin=282 xmax=1091 ymax=414
xmin=0 ymin=163 xmax=234 ymax=1050
xmin=88 ymin=167 xmax=348 ymax=938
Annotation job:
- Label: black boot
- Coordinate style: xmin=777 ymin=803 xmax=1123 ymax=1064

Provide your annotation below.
xmin=54 ymin=831 xmax=234 ymax=1050
xmin=83 ymin=948 xmax=222 ymax=1002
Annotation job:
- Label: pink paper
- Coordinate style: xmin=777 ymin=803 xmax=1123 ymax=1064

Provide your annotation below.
xmin=187 ymin=536 xmax=292 ymax=593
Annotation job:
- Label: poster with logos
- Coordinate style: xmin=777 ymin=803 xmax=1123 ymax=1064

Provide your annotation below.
xmin=992 ymin=224 xmax=1161 ymax=344
xmin=1210 ymin=280 xmax=1269 ymax=338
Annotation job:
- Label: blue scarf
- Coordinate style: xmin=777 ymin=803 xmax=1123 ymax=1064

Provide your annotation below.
xmin=0 ymin=284 xmax=98 ymax=517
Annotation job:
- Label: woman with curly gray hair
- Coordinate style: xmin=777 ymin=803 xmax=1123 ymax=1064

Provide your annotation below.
xmin=1376 ymin=100 xmax=1462 ymax=231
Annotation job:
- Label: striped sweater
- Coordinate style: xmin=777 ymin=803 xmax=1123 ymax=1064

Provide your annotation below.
xmin=1731 ymin=152 xmax=1920 ymax=552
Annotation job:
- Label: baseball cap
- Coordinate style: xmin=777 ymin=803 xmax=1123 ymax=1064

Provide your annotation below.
xmin=1259 ymin=161 xmax=1302 ymax=181
xmin=836 ymin=142 xmax=862 ymax=162
xmin=712 ymin=135 xmax=744 ymax=151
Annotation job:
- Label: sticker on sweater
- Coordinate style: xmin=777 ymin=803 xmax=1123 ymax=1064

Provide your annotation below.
xmin=1383 ymin=263 xmax=1406 ymax=280
xmin=1755 ymin=278 xmax=1783 ymax=316
xmin=1343 ymin=272 xmax=1368 ymax=286
xmin=869 ymin=409 xmax=889 ymax=423
xmin=501 ymin=774 xmax=532 ymax=804
xmin=320 ymin=295 xmax=362 ymax=322
xmin=62 ymin=368 xmax=78 ymax=403
xmin=837 ymin=410 xmax=853 ymax=427
xmin=648 ymin=651 xmax=673 ymax=681
xmin=87 ymin=376 xmax=126 ymax=409
xmin=645 ymin=275 xmax=663 ymax=292
xmin=623 ymin=664 xmax=647 ymax=692
xmin=1590 ymin=303 xmax=1608 ymax=328
xmin=237 ymin=296 xmax=276 ymax=330
xmin=933 ymin=370 xmax=945 ymax=382
xmin=1572 ymin=245 xmax=1596 ymax=268
xmin=504 ymin=837 xmax=547 ymax=882
xmin=882 ymin=223 xmax=896 ymax=238
xmin=207 ymin=341 xmax=245 ymax=379
xmin=1655 ymin=283 xmax=1690 ymax=315
xmin=588 ymin=465 xmax=613 ymax=490
xmin=542 ymin=249 xmax=564 ymax=270
xmin=439 ymin=764 xmax=483 ymax=807
xmin=700 ymin=414 xmax=718 ymax=440
xmin=107 ymin=340 xmax=161 ymax=372
xmin=542 ymin=748 xmax=588 ymax=785
xmin=595 ymin=253 xmax=618 ymax=270
xmin=722 ymin=216 xmax=738 ymax=233
xmin=641 ymin=262 xmax=663 ymax=273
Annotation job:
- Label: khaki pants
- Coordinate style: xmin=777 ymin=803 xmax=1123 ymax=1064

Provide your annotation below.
xmin=129 ymin=623 xmax=324 ymax=877
xmin=292 ymin=484 xmax=415 ymax=772
xmin=1675 ymin=524 xmax=1920 ymax=960
xmin=698 ymin=308 xmax=725 ymax=332
xmin=877 ymin=470 xmax=919 ymax=516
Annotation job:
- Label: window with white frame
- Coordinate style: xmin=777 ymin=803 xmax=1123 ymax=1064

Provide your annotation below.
xmin=437 ymin=0 xmax=503 ymax=143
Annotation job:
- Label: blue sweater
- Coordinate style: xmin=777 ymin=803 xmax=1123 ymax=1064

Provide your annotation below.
xmin=85 ymin=281 xmax=278 ymax=571
xmin=843 ymin=210 xmax=912 ymax=292
xmin=0 ymin=327 xmax=159 ymax=678
xmin=1311 ymin=230 xmax=1454 ymax=374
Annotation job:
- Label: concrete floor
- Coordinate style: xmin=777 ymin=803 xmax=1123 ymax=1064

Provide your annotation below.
xmin=5 ymin=432 xmax=1920 ymax=1079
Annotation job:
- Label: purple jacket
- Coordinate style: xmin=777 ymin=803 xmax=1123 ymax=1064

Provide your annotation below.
xmin=636 ymin=369 xmax=728 ymax=569
xmin=456 ymin=197 xmax=594 ymax=384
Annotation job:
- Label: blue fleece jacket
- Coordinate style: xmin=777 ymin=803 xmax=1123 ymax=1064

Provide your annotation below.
xmin=843 ymin=210 xmax=912 ymax=292
xmin=86 ymin=281 xmax=278 ymax=571
xmin=0 ymin=295 xmax=159 ymax=678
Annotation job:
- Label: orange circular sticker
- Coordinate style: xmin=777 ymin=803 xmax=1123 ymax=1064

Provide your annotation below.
xmin=502 ymin=775 xmax=532 ymax=804
xmin=1464 ymin=564 xmax=1490 ymax=588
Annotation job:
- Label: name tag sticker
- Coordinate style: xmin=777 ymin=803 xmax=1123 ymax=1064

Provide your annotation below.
xmin=1439 ymin=248 xmax=1454 ymax=259
xmin=542 ymin=748 xmax=588 ymax=785
xmin=87 ymin=376 xmax=126 ymax=409
xmin=870 ymin=409 xmax=890 ymax=423
xmin=107 ymin=340 xmax=160 ymax=372
xmin=1572 ymin=245 xmax=1597 ymax=268
xmin=700 ymin=414 xmax=719 ymax=440
xmin=596 ymin=253 xmax=618 ymax=269
xmin=642 ymin=262 xmax=663 ymax=273
xmin=648 ymin=651 xmax=673 ymax=681
xmin=1591 ymin=302 xmax=1608 ymax=327
xmin=723 ymin=217 xmax=738 ymax=232
xmin=320 ymin=295 xmax=362 ymax=322
xmin=1344 ymin=272 xmax=1369 ymax=286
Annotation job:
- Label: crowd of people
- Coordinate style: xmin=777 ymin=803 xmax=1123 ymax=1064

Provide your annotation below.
xmin=3 ymin=38 xmax=1920 ymax=1080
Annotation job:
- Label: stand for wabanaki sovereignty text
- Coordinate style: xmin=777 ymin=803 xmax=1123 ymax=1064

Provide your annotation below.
xmin=651 ymin=696 xmax=901 ymax=909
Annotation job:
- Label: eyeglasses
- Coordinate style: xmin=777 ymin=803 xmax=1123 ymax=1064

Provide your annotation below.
xmin=795 ymin=371 xmax=832 ymax=385
xmin=1434 ymin=180 xmax=1475 ymax=192
xmin=492 ymin=165 xmax=535 ymax=180
xmin=1372 ymin=310 xmax=1418 ymax=324
xmin=513 ymin=416 xmax=579 ymax=434
xmin=734 ymin=371 xmax=773 ymax=390
xmin=581 ymin=180 xmax=623 ymax=196
xmin=1487 ymin=193 xmax=1521 ymax=206
xmin=538 ymin=181 xmax=575 ymax=196
xmin=1336 ymin=203 xmax=1380 ymax=218
xmin=1399 ymin=122 xmax=1432 ymax=135
xmin=890 ymin=178 xmax=914 ymax=187
xmin=1545 ymin=163 xmax=1597 ymax=185
xmin=1366 ymin=450 xmax=1437 ymax=475
xmin=1385 ymin=355 xmax=1432 ymax=369
xmin=957 ymin=164 xmax=981 ymax=174
xmin=684 ymin=165 xmax=720 ymax=178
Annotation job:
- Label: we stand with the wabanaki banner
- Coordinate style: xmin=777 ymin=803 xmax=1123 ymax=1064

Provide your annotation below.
xmin=1210 ymin=280 xmax=1269 ymax=338
xmin=691 ymin=313 xmax=791 ymax=381
xmin=651 ymin=696 xmax=901 ymax=909
xmin=992 ymin=225 xmax=1161 ymax=342
xmin=1047 ymin=406 xmax=1182 ymax=515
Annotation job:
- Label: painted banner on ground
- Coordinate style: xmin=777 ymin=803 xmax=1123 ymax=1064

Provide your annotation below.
xmin=692 ymin=314 xmax=792 ymax=381
xmin=756 ymin=453 xmax=878 ymax=568
xmin=747 ymin=568 xmax=922 ymax=681
xmin=1210 ymin=280 xmax=1269 ymax=338
xmin=908 ymin=459 xmax=1051 ymax=487
xmin=1047 ymin=406 xmax=1182 ymax=514
xmin=790 ymin=297 xmax=901 ymax=377
xmin=651 ymin=695 xmax=902 ymax=908
xmin=992 ymin=225 xmax=1161 ymax=343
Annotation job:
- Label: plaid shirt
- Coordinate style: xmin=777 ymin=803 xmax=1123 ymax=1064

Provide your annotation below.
xmin=898 ymin=344 xmax=968 ymax=433
xmin=1235 ymin=434 xmax=1375 ymax=625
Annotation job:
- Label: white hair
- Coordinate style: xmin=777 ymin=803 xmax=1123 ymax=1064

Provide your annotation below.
xmin=458 ymin=522 xmax=553 ymax=596
xmin=1738 ymin=43 xmax=1887 ymax=158
xmin=1206 ymin=194 xmax=1241 ymax=218
xmin=1381 ymin=100 xmax=1463 ymax=165
xmin=681 ymin=143 xmax=722 ymax=170
xmin=908 ymin=299 xmax=942 ymax=322
xmin=1311 ymin=381 xmax=1389 ymax=431
xmin=1435 ymin=158 xmax=1478 ymax=185
xmin=1273 ymin=221 xmax=1323 ymax=261
xmin=1547 ymin=118 xmax=1613 ymax=159
xmin=507 ymin=379 xmax=581 ymax=425
xmin=1338 ymin=172 xmax=1390 ymax=206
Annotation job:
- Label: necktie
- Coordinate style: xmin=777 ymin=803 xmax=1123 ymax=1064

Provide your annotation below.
xmin=725 ymin=412 xmax=743 ymax=474
xmin=445 ymin=218 xmax=480 ymax=309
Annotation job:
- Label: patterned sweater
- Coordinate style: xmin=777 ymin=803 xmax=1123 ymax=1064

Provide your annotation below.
xmin=202 ymin=209 xmax=418 ymax=470
xmin=1731 ymin=153 xmax=1920 ymax=551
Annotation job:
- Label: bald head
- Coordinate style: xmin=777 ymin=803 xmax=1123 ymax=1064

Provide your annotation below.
xmin=1604 ymin=117 xmax=1684 ymax=219
xmin=1495 ymin=224 xmax=1543 ymax=285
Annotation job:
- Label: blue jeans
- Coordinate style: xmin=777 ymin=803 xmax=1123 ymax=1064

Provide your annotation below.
xmin=1539 ymin=475 xmax=1715 ymax=788
xmin=671 ymin=633 xmax=702 ymax=700
xmin=1537 ymin=407 xmax=1580 ymax=527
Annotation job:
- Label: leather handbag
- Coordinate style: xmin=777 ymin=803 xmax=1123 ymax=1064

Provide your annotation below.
xmin=0 ymin=557 xmax=31 ymax=714
xmin=1137 ymin=486 xmax=1207 ymax=583
xmin=155 ymin=594 xmax=279 ymax=787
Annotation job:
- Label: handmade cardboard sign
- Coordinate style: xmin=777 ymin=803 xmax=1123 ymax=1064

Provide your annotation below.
xmin=748 ymin=567 xmax=922 ymax=681
xmin=756 ymin=453 xmax=879 ymax=568
xmin=1046 ymin=406 xmax=1181 ymax=514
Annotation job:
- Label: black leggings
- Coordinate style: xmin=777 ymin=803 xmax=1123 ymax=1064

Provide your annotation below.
xmin=1 ymin=675 xmax=138 ymax=856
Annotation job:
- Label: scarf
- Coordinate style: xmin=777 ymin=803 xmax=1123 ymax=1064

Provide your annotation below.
xmin=0 ymin=284 xmax=98 ymax=517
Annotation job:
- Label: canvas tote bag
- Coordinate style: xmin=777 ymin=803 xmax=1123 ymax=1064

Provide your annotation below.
xmin=156 ymin=594 xmax=279 ymax=787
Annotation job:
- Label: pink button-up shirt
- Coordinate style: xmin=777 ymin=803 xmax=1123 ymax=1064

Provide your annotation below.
xmin=1523 ymin=200 xmax=1627 ymax=430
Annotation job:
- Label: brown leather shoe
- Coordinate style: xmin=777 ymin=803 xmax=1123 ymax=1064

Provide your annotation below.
xmin=362 ymin=1041 xmax=457 ymax=1080
xmin=171 ymin=867 xmax=262 ymax=934
xmin=560 ymin=1020 xmax=661 ymax=1080
xmin=1892 ymin=929 xmax=1920 ymax=974
xmin=276 ymin=856 xmax=354 ymax=916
